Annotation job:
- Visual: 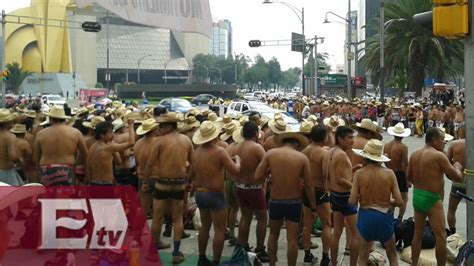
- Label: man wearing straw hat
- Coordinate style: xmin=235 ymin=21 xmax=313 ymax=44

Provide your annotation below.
xmin=231 ymin=121 xmax=269 ymax=262
xmin=263 ymin=118 xmax=290 ymax=151
xmin=301 ymin=125 xmax=332 ymax=265
xmin=254 ymin=131 xmax=316 ymax=266
xmin=141 ymin=112 xmax=193 ymax=264
xmin=324 ymin=126 xmax=359 ymax=266
xmin=349 ymin=118 xmax=383 ymax=167
xmin=10 ymin=124 xmax=32 ymax=182
xmin=113 ymin=118 xmax=135 ymax=186
xmin=349 ymin=139 xmax=404 ymax=265
xmin=190 ymin=121 xmax=241 ymax=266
xmin=33 ymin=106 xmax=88 ymax=186
xmin=83 ymin=116 xmax=106 ymax=148
xmin=407 ymin=127 xmax=464 ymax=265
xmin=322 ymin=115 xmax=345 ymax=147
xmin=384 ymin=123 xmax=411 ymax=221
xmin=0 ymin=109 xmax=23 ymax=185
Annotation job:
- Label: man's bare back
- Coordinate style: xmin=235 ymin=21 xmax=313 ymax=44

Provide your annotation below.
xmin=302 ymin=144 xmax=328 ymax=189
xmin=327 ymin=147 xmax=353 ymax=193
xmin=263 ymin=136 xmax=278 ymax=151
xmin=0 ymin=130 xmax=19 ymax=170
xmin=233 ymin=140 xmax=265 ymax=185
xmin=134 ymin=135 xmax=158 ymax=178
xmin=384 ymin=140 xmax=408 ymax=172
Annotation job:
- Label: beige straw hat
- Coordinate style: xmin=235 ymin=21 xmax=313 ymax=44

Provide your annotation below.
xmin=221 ymin=121 xmax=239 ymax=141
xmin=274 ymin=132 xmax=309 ymax=151
xmin=0 ymin=109 xmax=14 ymax=123
xmin=323 ymin=115 xmax=345 ymax=132
xmin=25 ymin=110 xmax=37 ymax=119
xmin=353 ymin=139 xmax=390 ymax=163
xmin=83 ymin=116 xmax=106 ymax=129
xmin=387 ymin=122 xmax=411 ymax=138
xmin=10 ymin=124 xmax=27 ymax=134
xmin=45 ymin=106 xmax=70 ymax=120
xmin=156 ymin=112 xmax=184 ymax=123
xmin=268 ymin=119 xmax=290 ymax=134
xmin=136 ymin=118 xmax=158 ymax=135
xmin=300 ymin=121 xmax=314 ymax=135
xmin=354 ymin=118 xmax=383 ymax=138
xmin=192 ymin=121 xmax=223 ymax=145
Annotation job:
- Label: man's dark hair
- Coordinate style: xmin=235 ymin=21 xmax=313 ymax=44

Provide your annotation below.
xmin=95 ymin=121 xmax=113 ymax=140
xmin=24 ymin=118 xmax=34 ymax=132
xmin=243 ymin=121 xmax=259 ymax=139
xmin=153 ymin=105 xmax=167 ymax=117
xmin=425 ymin=127 xmax=443 ymax=144
xmin=335 ymin=126 xmax=354 ymax=145
xmin=50 ymin=117 xmax=66 ymax=123
xmin=310 ymin=125 xmax=327 ymax=143
xmin=248 ymin=111 xmax=261 ymax=123
xmin=282 ymin=137 xmax=300 ymax=146
xmin=159 ymin=122 xmax=177 ymax=130
xmin=73 ymin=119 xmax=89 ymax=135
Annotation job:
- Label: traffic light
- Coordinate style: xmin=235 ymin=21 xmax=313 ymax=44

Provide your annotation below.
xmin=2 ymin=70 xmax=9 ymax=81
xmin=82 ymin=21 xmax=102 ymax=33
xmin=248 ymin=40 xmax=262 ymax=47
xmin=432 ymin=0 xmax=468 ymax=39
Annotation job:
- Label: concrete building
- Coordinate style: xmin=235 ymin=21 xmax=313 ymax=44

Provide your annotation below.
xmin=209 ymin=19 xmax=232 ymax=58
xmin=344 ymin=10 xmax=358 ymax=78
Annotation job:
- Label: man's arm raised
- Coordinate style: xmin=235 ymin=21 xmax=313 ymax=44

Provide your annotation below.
xmin=109 ymin=119 xmax=135 ymax=153
xmin=439 ymin=152 xmax=464 ymax=182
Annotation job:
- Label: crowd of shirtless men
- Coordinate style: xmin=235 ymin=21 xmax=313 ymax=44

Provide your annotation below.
xmin=0 ymin=96 xmax=467 ymax=266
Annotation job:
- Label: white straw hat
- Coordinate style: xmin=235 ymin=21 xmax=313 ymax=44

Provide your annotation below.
xmin=353 ymin=139 xmax=391 ymax=163
xmin=387 ymin=122 xmax=411 ymax=138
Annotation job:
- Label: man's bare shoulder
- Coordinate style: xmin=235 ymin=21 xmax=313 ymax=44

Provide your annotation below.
xmin=451 ymin=139 xmax=466 ymax=149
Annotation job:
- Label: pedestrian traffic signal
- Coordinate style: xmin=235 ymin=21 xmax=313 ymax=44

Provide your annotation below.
xmin=248 ymin=40 xmax=262 ymax=47
xmin=2 ymin=70 xmax=9 ymax=81
xmin=82 ymin=21 xmax=102 ymax=33
xmin=432 ymin=0 xmax=468 ymax=39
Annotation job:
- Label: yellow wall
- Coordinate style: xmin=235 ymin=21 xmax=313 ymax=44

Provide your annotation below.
xmin=6 ymin=0 xmax=73 ymax=73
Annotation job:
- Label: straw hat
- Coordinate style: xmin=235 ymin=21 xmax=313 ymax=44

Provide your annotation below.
xmin=179 ymin=116 xmax=201 ymax=133
xmin=354 ymin=119 xmax=383 ymax=138
xmin=274 ymin=132 xmax=309 ymax=151
xmin=71 ymin=107 xmax=88 ymax=116
xmin=192 ymin=121 xmax=223 ymax=145
xmin=83 ymin=116 xmax=105 ymax=129
xmin=274 ymin=113 xmax=283 ymax=121
xmin=208 ymin=112 xmax=223 ymax=122
xmin=239 ymin=116 xmax=249 ymax=126
xmin=222 ymin=115 xmax=233 ymax=125
xmin=387 ymin=122 xmax=411 ymax=138
xmin=260 ymin=117 xmax=270 ymax=128
xmin=231 ymin=126 xmax=262 ymax=144
xmin=39 ymin=117 xmax=50 ymax=126
xmin=10 ymin=124 xmax=27 ymax=134
xmin=25 ymin=110 xmax=37 ymax=119
xmin=438 ymin=128 xmax=454 ymax=141
xmin=201 ymin=109 xmax=212 ymax=117
xmin=0 ymin=182 xmax=45 ymax=211
xmin=156 ymin=112 xmax=184 ymax=123
xmin=300 ymin=121 xmax=314 ymax=135
xmin=323 ymin=115 xmax=345 ymax=132
xmin=86 ymin=104 xmax=96 ymax=114
xmin=65 ymin=116 xmax=77 ymax=127
xmin=353 ymin=139 xmax=390 ymax=163
xmin=45 ymin=106 xmax=70 ymax=120
xmin=268 ymin=119 xmax=290 ymax=134
xmin=112 ymin=118 xmax=125 ymax=132
xmin=323 ymin=101 xmax=330 ymax=106
xmin=136 ymin=118 xmax=158 ymax=135
xmin=305 ymin=115 xmax=318 ymax=125
xmin=0 ymin=109 xmax=14 ymax=123
xmin=185 ymin=108 xmax=201 ymax=118
xmin=221 ymin=121 xmax=239 ymax=141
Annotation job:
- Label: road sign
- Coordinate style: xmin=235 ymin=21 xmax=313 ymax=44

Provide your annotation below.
xmin=319 ymin=74 xmax=348 ymax=87
xmin=291 ymin=32 xmax=305 ymax=53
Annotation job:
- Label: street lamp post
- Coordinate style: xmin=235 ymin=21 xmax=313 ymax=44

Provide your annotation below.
xmin=380 ymin=0 xmax=385 ymax=102
xmin=263 ymin=0 xmax=306 ymax=95
xmin=314 ymin=36 xmax=325 ymax=97
xmin=324 ymin=0 xmax=353 ymax=99
xmin=137 ymin=54 xmax=152 ymax=84
xmin=164 ymin=58 xmax=177 ymax=84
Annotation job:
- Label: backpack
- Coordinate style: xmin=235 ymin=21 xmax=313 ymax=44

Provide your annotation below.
xmin=394 ymin=218 xmax=436 ymax=249
xmin=220 ymin=246 xmax=252 ymax=266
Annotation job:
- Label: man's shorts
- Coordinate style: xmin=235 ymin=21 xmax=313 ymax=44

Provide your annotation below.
xmin=236 ymin=183 xmax=266 ymax=211
xmin=40 ymin=164 xmax=74 ymax=186
xmin=114 ymin=168 xmax=133 ymax=185
xmin=395 ymin=171 xmax=409 ymax=193
xmin=224 ymin=180 xmax=238 ymax=207
xmin=303 ymin=187 xmax=330 ymax=208
xmin=330 ymin=190 xmax=358 ymax=216
xmin=153 ymin=178 xmax=186 ymax=200
xmin=195 ymin=191 xmax=226 ymax=211
xmin=357 ymin=208 xmax=394 ymax=243
xmin=268 ymin=198 xmax=302 ymax=223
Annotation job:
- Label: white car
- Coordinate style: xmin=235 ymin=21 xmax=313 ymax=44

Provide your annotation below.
xmin=41 ymin=94 xmax=66 ymax=106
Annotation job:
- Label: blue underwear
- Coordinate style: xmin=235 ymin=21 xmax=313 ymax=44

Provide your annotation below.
xmin=268 ymin=198 xmax=302 ymax=223
xmin=330 ymin=190 xmax=358 ymax=216
xmin=195 ymin=191 xmax=226 ymax=211
xmin=357 ymin=208 xmax=394 ymax=243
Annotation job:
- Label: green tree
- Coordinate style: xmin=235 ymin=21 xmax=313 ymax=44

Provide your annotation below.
xmin=267 ymin=57 xmax=282 ymax=89
xmin=387 ymin=73 xmax=409 ymax=97
xmin=305 ymin=52 xmax=331 ymax=77
xmin=361 ymin=0 xmax=464 ymax=97
xmin=281 ymin=68 xmax=300 ymax=90
xmin=6 ymin=62 xmax=32 ymax=94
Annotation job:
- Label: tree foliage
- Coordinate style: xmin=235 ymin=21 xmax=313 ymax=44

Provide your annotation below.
xmin=6 ymin=62 xmax=32 ymax=94
xmin=360 ymin=0 xmax=464 ymax=96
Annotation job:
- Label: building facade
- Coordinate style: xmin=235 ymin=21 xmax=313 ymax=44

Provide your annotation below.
xmin=209 ymin=19 xmax=233 ymax=58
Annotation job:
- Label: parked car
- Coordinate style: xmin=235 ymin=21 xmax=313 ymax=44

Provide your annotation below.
xmin=242 ymin=110 xmax=300 ymax=131
xmin=191 ymin=94 xmax=216 ymax=106
xmin=95 ymin=97 xmax=113 ymax=107
xmin=41 ymin=94 xmax=65 ymax=106
xmin=226 ymin=100 xmax=271 ymax=117
xmin=159 ymin=98 xmax=193 ymax=113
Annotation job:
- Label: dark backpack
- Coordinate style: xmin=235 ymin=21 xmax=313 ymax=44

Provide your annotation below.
xmin=394 ymin=218 xmax=436 ymax=249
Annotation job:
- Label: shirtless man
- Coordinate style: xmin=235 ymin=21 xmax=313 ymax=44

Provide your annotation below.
xmin=407 ymin=127 xmax=464 ymax=265
xmin=141 ymin=112 xmax=193 ymax=264
xmin=349 ymin=119 xmax=382 ymax=167
xmin=446 ymin=138 xmax=466 ymax=235
xmin=10 ymin=124 xmax=32 ymax=182
xmin=0 ymin=110 xmax=23 ymax=185
xmin=301 ymin=125 xmax=332 ymax=265
xmin=190 ymin=121 xmax=241 ymax=266
xmin=87 ymin=120 xmax=135 ymax=186
xmin=33 ymin=106 xmax=88 ymax=186
xmin=232 ymin=121 xmax=269 ymax=262
xmin=255 ymin=132 xmax=317 ymax=266
xmin=384 ymin=123 xmax=410 ymax=221
xmin=453 ymin=105 xmax=465 ymax=139
xmin=263 ymin=119 xmax=289 ymax=151
xmin=113 ymin=121 xmax=134 ymax=185
xmin=427 ymin=104 xmax=436 ymax=129
xmin=349 ymin=139 xmax=403 ymax=265
xmin=133 ymin=118 xmax=159 ymax=218
xmin=324 ymin=126 xmax=360 ymax=266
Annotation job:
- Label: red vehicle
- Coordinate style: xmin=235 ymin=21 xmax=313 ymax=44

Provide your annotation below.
xmin=79 ymin=89 xmax=108 ymax=105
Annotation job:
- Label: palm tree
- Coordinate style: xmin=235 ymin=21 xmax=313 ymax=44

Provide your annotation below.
xmin=6 ymin=62 xmax=32 ymax=94
xmin=361 ymin=0 xmax=464 ymax=97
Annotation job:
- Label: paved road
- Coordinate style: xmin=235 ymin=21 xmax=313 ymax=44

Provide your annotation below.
xmin=157 ymin=132 xmax=467 ymax=265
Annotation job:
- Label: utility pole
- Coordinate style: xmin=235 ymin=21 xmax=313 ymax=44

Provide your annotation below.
xmin=1 ymin=10 xmax=6 ymax=108
xmin=301 ymin=7 xmax=305 ymax=96
xmin=380 ymin=0 xmax=385 ymax=102
xmin=105 ymin=11 xmax=110 ymax=90
xmin=465 ymin=0 xmax=474 ymax=260
xmin=347 ymin=0 xmax=352 ymax=99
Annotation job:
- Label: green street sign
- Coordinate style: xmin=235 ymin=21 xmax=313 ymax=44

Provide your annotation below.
xmin=320 ymin=74 xmax=348 ymax=87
